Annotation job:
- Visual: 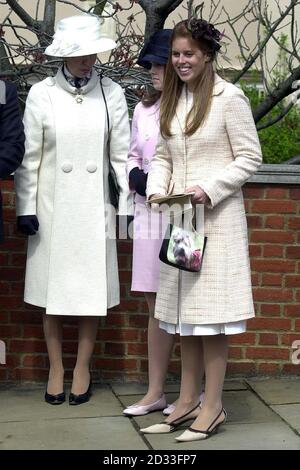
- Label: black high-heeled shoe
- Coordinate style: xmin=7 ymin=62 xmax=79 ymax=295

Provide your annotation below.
xmin=69 ymin=380 xmax=92 ymax=405
xmin=45 ymin=391 xmax=66 ymax=405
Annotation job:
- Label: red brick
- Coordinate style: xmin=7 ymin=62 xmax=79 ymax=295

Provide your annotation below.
xmin=104 ymin=342 xmax=126 ymax=356
xmin=0 ymin=282 xmax=10 ymax=294
xmin=249 ymin=245 xmax=262 ymax=257
xmin=282 ymin=364 xmax=300 ymax=374
xmin=1 ymin=238 xmax=26 ymax=251
xmin=285 ymin=276 xmax=300 ymax=287
xmin=23 ymin=355 xmax=47 ymax=368
xmin=265 ymin=188 xmax=288 ymax=199
xmin=0 ymin=325 xmax=21 ymax=337
xmin=258 ymin=363 xmax=281 ymax=374
xmin=98 ymin=328 xmax=139 ymax=341
xmin=5 ymin=354 xmax=20 ymax=368
xmin=0 ymin=312 xmax=9 ymax=322
xmin=251 ymin=231 xmax=294 ymax=244
xmin=284 ymin=305 xmax=300 ymax=317
xmin=286 ymin=246 xmax=300 ymax=259
xmin=262 ymin=274 xmax=282 ymax=286
xmin=0 ymin=253 xmax=8 ymax=265
xmin=243 ymin=187 xmax=265 ymax=198
xmin=0 ymin=296 xmax=23 ymax=308
xmin=10 ymin=340 xmax=46 ymax=353
xmin=260 ymin=304 xmax=281 ymax=316
xmin=265 ymin=216 xmax=285 ymax=229
xmin=10 ymin=254 xmax=27 ymax=266
xmin=229 ymin=332 xmax=256 ymax=345
xmin=0 ymin=268 xmax=24 ymax=281
xmin=288 ymin=217 xmax=300 ymax=230
xmin=281 ymin=333 xmax=300 ymax=346
xmin=14 ymin=368 xmax=48 ymax=381
xmin=248 ymin=317 xmax=291 ymax=331
xmin=228 ymin=347 xmax=243 ymax=359
xmin=105 ymin=313 xmax=128 ymax=327
xmin=94 ymin=358 xmax=137 ymax=371
xmin=246 ymin=347 xmax=289 ymax=360
xmin=295 ymin=320 xmax=300 ymax=331
xmin=246 ymin=216 xmax=263 ymax=228
xmin=251 ymin=273 xmax=260 ymax=286
xmin=259 ymin=333 xmax=278 ymax=345
xmin=253 ymin=288 xmax=293 ymax=302
xmin=128 ymin=314 xmax=148 ymax=328
xmin=296 ymin=290 xmax=300 ymax=301
xmin=226 ymin=362 xmax=256 ymax=375
xmin=117 ymin=241 xmax=133 ymax=254
xmin=290 ymin=188 xmax=300 ymax=200
xmin=252 ymin=200 xmax=297 ymax=213
xmin=119 ymin=300 xmax=140 ymax=312
xmin=23 ymin=325 xmax=44 ymax=339
xmin=127 ymin=343 xmax=148 ymax=356
xmin=117 ymin=255 xmax=129 ymax=270
xmin=263 ymin=245 xmax=284 ymax=258
xmin=251 ymin=259 xmax=295 ymax=273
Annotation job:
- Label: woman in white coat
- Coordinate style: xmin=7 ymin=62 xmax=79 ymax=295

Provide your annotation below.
xmin=15 ymin=15 xmax=132 ymax=405
xmin=140 ymin=18 xmax=262 ymax=440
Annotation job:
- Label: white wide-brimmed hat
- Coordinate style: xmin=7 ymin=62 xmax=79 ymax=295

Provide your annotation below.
xmin=45 ymin=14 xmax=116 ymax=57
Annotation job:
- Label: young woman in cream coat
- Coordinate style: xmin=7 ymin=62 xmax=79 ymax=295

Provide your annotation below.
xmin=141 ymin=19 xmax=262 ymax=441
xmin=15 ymin=15 xmax=132 ymax=405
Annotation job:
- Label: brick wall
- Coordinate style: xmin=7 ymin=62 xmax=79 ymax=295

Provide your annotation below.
xmin=0 ymin=180 xmax=299 ymax=383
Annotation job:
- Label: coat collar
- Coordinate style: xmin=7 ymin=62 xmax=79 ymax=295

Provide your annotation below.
xmin=53 ymin=66 xmax=99 ymax=95
xmin=212 ymin=74 xmax=226 ymax=96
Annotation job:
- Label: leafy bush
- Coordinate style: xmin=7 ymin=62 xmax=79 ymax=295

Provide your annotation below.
xmin=240 ymin=83 xmax=300 ymax=164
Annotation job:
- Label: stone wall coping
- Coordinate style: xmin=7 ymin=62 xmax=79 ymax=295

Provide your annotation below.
xmin=249 ymin=164 xmax=300 ymax=184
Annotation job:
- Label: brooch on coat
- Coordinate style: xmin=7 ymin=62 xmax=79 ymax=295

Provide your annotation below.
xmin=75 ymin=92 xmax=83 ymax=104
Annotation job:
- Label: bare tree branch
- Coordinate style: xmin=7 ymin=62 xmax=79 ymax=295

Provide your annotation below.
xmin=6 ymin=0 xmax=37 ymax=28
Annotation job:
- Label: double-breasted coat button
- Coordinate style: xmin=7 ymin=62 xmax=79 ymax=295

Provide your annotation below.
xmin=86 ymin=162 xmax=97 ymax=173
xmin=61 ymin=162 xmax=73 ymax=173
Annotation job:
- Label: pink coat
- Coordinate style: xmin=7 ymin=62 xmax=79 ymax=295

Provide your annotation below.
xmin=127 ymin=101 xmax=167 ymax=292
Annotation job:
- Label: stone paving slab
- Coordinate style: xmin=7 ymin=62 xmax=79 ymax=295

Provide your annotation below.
xmin=113 ymin=380 xmax=247 ymax=397
xmin=0 ymin=416 xmax=148 ymax=450
xmin=141 ymin=422 xmax=300 ymax=450
xmin=271 ymin=404 xmax=300 ymax=433
xmin=0 ymin=385 xmax=123 ymax=422
xmin=247 ymin=378 xmax=300 ymax=405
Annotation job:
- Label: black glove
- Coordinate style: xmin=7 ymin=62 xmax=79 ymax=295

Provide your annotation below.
xmin=17 ymin=215 xmax=39 ymax=235
xmin=129 ymin=167 xmax=148 ymax=196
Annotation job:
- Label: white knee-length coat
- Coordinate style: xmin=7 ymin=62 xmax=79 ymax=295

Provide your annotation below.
xmin=15 ymin=68 xmax=132 ymax=316
xmin=146 ymin=75 xmax=262 ymax=325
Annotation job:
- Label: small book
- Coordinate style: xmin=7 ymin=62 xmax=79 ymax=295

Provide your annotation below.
xmin=146 ymin=192 xmax=195 ymax=205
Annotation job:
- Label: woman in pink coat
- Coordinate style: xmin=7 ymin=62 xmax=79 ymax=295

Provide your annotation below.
xmin=124 ymin=30 xmax=205 ymax=416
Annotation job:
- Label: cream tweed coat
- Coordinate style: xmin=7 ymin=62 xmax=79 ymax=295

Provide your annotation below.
xmin=15 ymin=68 xmax=132 ymax=316
xmin=146 ymin=75 xmax=262 ymax=325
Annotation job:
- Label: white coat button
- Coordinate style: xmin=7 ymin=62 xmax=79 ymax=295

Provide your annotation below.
xmin=86 ymin=162 xmax=97 ymax=173
xmin=61 ymin=162 xmax=73 ymax=173
xmin=144 ymin=134 xmax=150 ymax=141
xmin=144 ymin=158 xmax=149 ymax=165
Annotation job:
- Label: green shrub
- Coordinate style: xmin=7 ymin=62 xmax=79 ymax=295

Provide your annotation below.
xmin=240 ymin=83 xmax=300 ymax=164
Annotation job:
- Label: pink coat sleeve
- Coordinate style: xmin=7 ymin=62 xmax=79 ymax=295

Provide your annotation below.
xmin=126 ymin=103 xmax=142 ymax=178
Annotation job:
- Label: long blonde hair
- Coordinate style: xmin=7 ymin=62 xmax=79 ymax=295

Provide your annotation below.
xmin=160 ymin=20 xmax=217 ymax=138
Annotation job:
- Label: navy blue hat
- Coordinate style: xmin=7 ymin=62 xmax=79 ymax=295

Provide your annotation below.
xmin=137 ymin=29 xmax=172 ymax=70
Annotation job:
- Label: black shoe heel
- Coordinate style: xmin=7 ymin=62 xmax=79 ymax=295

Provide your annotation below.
xmin=45 ymin=391 xmax=65 ymax=405
xmin=69 ymin=380 xmax=92 ymax=405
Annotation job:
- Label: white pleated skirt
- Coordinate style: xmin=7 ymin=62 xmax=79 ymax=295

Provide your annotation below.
xmin=159 ymin=319 xmax=247 ymax=336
